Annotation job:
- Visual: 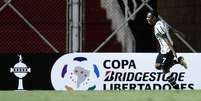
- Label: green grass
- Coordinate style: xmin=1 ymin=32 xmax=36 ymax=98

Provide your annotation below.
xmin=0 ymin=90 xmax=201 ymax=101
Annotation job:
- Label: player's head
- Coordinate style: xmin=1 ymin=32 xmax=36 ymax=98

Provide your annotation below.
xmin=146 ymin=11 xmax=158 ymax=25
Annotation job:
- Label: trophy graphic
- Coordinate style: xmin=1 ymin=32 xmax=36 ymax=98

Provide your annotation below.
xmin=10 ymin=55 xmax=31 ymax=90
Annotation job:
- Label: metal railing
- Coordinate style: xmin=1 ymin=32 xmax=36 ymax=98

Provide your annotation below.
xmin=94 ymin=0 xmax=196 ymax=53
xmin=0 ymin=0 xmax=59 ymax=53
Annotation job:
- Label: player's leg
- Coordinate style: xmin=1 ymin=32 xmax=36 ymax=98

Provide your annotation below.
xmin=155 ymin=53 xmax=165 ymax=70
xmin=168 ymin=50 xmax=188 ymax=69
xmin=159 ymin=52 xmax=179 ymax=89
xmin=164 ymin=51 xmax=179 ymax=89
xmin=166 ymin=72 xmax=179 ymax=89
xmin=166 ymin=51 xmax=176 ymax=68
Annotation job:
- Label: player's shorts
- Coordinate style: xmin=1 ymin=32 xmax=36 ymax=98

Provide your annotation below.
xmin=156 ymin=51 xmax=174 ymax=73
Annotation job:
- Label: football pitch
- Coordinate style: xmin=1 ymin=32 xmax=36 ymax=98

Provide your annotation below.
xmin=0 ymin=90 xmax=201 ymax=101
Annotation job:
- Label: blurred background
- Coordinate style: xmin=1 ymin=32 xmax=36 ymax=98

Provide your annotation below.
xmin=0 ymin=0 xmax=200 ymax=53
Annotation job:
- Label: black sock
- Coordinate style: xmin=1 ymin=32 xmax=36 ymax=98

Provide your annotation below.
xmin=167 ymin=74 xmax=179 ymax=89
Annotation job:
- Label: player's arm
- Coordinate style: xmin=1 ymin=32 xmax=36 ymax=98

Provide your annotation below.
xmin=163 ymin=36 xmax=177 ymax=58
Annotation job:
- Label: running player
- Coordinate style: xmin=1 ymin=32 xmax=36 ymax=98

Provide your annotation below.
xmin=146 ymin=11 xmax=187 ymax=89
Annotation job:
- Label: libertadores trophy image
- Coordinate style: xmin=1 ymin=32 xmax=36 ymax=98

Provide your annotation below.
xmin=10 ymin=55 xmax=31 ymax=90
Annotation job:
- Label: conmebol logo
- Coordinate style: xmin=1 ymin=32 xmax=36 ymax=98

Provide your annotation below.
xmin=51 ymin=54 xmax=100 ymax=91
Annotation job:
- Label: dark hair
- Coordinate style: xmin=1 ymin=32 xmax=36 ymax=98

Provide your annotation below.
xmin=148 ymin=11 xmax=158 ymax=18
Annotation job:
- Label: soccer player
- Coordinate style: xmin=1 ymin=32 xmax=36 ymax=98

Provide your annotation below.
xmin=146 ymin=11 xmax=187 ymax=89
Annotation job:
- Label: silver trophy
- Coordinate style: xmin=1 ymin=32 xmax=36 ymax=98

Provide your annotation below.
xmin=10 ymin=55 xmax=31 ymax=90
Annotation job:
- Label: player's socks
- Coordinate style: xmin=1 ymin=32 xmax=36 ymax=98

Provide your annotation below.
xmin=166 ymin=73 xmax=179 ymax=89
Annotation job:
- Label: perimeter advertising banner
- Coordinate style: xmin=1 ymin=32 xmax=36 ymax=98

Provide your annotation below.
xmin=0 ymin=53 xmax=200 ymax=90
xmin=51 ymin=53 xmax=201 ymax=91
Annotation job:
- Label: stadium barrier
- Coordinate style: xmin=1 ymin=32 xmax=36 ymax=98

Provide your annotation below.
xmin=51 ymin=53 xmax=200 ymax=90
xmin=0 ymin=53 xmax=200 ymax=90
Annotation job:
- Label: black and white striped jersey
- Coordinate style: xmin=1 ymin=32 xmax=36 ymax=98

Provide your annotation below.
xmin=154 ymin=20 xmax=173 ymax=54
